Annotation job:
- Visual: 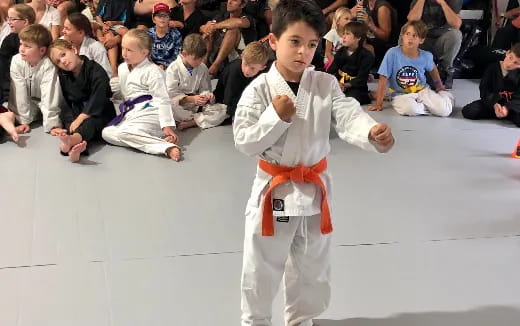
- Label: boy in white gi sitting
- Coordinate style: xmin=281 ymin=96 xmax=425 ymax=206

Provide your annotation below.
xmin=233 ymin=0 xmax=395 ymax=325
xmin=9 ymin=24 xmax=63 ymax=133
xmin=166 ymin=33 xmax=227 ymax=130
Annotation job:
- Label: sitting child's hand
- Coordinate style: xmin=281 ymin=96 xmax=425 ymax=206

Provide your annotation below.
xmin=162 ymin=126 xmax=179 ymax=144
xmin=435 ymin=84 xmax=446 ymax=92
xmin=272 ymin=95 xmax=296 ymax=122
xmin=194 ymin=95 xmax=208 ymax=106
xmin=369 ymin=123 xmax=394 ymax=152
xmin=494 ymin=103 xmax=509 ymax=118
xmin=205 ymin=93 xmax=215 ymax=104
xmin=368 ymin=103 xmax=384 ymax=111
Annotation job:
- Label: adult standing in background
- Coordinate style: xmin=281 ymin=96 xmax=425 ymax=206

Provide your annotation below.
xmin=352 ymin=0 xmax=399 ymax=66
xmin=407 ymin=0 xmax=462 ymax=89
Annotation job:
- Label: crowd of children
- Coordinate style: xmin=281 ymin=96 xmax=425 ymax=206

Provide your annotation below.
xmin=0 ymin=0 xmax=519 ymax=325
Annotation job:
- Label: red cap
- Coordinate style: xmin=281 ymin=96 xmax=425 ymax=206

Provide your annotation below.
xmin=153 ymin=2 xmax=170 ymax=15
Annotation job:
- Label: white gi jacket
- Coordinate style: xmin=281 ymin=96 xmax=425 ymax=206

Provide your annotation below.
xmin=234 ymin=63 xmax=379 ymax=217
xmin=113 ymin=58 xmax=175 ymax=129
xmin=9 ymin=54 xmax=63 ymax=132
xmin=79 ymin=36 xmax=112 ymax=78
xmin=165 ymin=55 xmax=212 ymax=107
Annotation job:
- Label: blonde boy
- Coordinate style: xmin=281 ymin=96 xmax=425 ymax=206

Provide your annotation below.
xmin=369 ymin=20 xmax=454 ymax=117
xmin=214 ymin=41 xmax=269 ymax=120
xmin=9 ymin=24 xmax=63 ymax=132
xmin=166 ymin=33 xmax=227 ymax=130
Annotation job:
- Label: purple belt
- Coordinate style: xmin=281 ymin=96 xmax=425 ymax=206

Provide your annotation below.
xmin=107 ymin=95 xmax=153 ymax=126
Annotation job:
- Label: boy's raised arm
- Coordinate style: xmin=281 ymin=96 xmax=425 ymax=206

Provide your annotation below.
xmin=233 ymin=86 xmax=292 ymax=157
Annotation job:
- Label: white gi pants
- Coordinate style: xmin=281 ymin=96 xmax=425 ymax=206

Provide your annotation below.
xmin=172 ymin=103 xmax=227 ymax=129
xmin=101 ymin=104 xmax=176 ymax=156
xmin=241 ymin=206 xmax=332 ymax=326
xmin=392 ymin=88 xmax=454 ymax=117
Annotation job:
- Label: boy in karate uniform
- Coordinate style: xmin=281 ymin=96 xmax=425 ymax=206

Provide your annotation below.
xmin=9 ymin=24 xmax=63 ymax=133
xmin=233 ymin=0 xmax=394 ymax=325
xmin=166 ymin=33 xmax=227 ymax=130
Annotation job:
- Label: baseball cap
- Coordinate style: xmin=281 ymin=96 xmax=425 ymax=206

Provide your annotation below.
xmin=153 ymin=2 xmax=170 ymax=15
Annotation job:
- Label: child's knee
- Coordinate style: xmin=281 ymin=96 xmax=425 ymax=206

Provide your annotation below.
xmin=431 ymin=91 xmax=454 ymax=117
xmin=102 ymin=126 xmax=118 ymax=142
xmin=392 ymin=97 xmax=423 ymax=116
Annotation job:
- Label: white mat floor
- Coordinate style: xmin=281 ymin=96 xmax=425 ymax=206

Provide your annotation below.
xmin=1 ymin=79 xmax=519 ymax=326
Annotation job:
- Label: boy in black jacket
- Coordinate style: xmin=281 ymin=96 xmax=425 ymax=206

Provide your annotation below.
xmin=462 ymin=43 xmax=520 ymax=127
xmin=214 ymin=41 xmax=269 ymax=122
xmin=328 ymin=21 xmax=374 ymax=105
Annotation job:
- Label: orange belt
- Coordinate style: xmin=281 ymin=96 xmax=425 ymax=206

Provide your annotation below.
xmin=258 ymin=157 xmax=332 ymax=236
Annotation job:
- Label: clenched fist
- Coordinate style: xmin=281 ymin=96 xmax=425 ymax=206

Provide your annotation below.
xmin=272 ymin=95 xmax=296 ymax=122
xmin=369 ymin=123 xmax=394 ymax=153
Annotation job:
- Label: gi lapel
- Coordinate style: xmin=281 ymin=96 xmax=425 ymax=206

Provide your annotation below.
xmin=265 ymin=64 xmax=314 ymax=166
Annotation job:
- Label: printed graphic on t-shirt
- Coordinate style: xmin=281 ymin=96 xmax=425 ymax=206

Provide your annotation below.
xmin=396 ymin=66 xmax=419 ymax=90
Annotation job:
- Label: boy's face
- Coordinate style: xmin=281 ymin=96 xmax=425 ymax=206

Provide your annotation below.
xmin=121 ymin=36 xmax=149 ymax=66
xmin=152 ymin=10 xmax=170 ymax=28
xmin=7 ymin=8 xmax=28 ymax=34
xmin=502 ymin=51 xmax=520 ymax=71
xmin=341 ymin=30 xmax=359 ymax=48
xmin=227 ymin=0 xmax=245 ymax=13
xmin=241 ymin=61 xmax=266 ymax=78
xmin=401 ymin=26 xmax=424 ymax=50
xmin=50 ymin=47 xmax=80 ymax=72
xmin=19 ymin=40 xmax=46 ymax=66
xmin=269 ymin=21 xmax=319 ymax=79
xmin=62 ymin=19 xmax=85 ymax=45
xmin=182 ymin=53 xmax=204 ymax=68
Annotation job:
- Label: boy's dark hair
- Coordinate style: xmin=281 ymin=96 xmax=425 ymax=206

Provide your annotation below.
xmin=182 ymin=33 xmax=207 ymax=58
xmin=67 ymin=12 xmax=94 ymax=38
xmin=511 ymin=43 xmax=520 ymax=58
xmin=19 ymin=24 xmax=52 ymax=48
xmin=400 ymin=20 xmax=428 ymax=39
xmin=271 ymin=0 xmax=326 ymax=38
xmin=338 ymin=21 xmax=368 ymax=45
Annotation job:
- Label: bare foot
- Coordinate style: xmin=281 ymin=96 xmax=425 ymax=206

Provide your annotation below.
xmin=166 ymin=146 xmax=181 ymax=161
xmin=178 ymin=119 xmax=197 ymax=131
xmin=68 ymin=141 xmax=87 ymax=162
xmin=0 ymin=112 xmax=19 ymax=142
xmin=59 ymin=133 xmax=77 ymax=153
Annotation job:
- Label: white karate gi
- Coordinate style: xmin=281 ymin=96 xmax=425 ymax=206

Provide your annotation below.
xmin=166 ymin=55 xmax=227 ymax=129
xmin=79 ymin=36 xmax=112 ymax=78
xmin=234 ymin=63 xmax=380 ymax=326
xmin=391 ymin=88 xmax=454 ymax=117
xmin=8 ymin=54 xmax=63 ymax=132
xmin=102 ymin=58 xmax=177 ymax=156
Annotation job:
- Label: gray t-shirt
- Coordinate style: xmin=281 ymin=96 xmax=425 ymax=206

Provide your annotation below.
xmin=410 ymin=0 xmax=462 ymax=38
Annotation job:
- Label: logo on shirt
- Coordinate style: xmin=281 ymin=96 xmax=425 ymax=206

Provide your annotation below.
xmin=396 ymin=66 xmax=419 ymax=90
xmin=273 ymin=199 xmax=284 ymax=211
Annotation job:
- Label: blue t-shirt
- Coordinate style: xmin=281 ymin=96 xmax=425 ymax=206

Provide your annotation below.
xmin=147 ymin=27 xmax=183 ymax=68
xmin=378 ymin=46 xmax=434 ymax=96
